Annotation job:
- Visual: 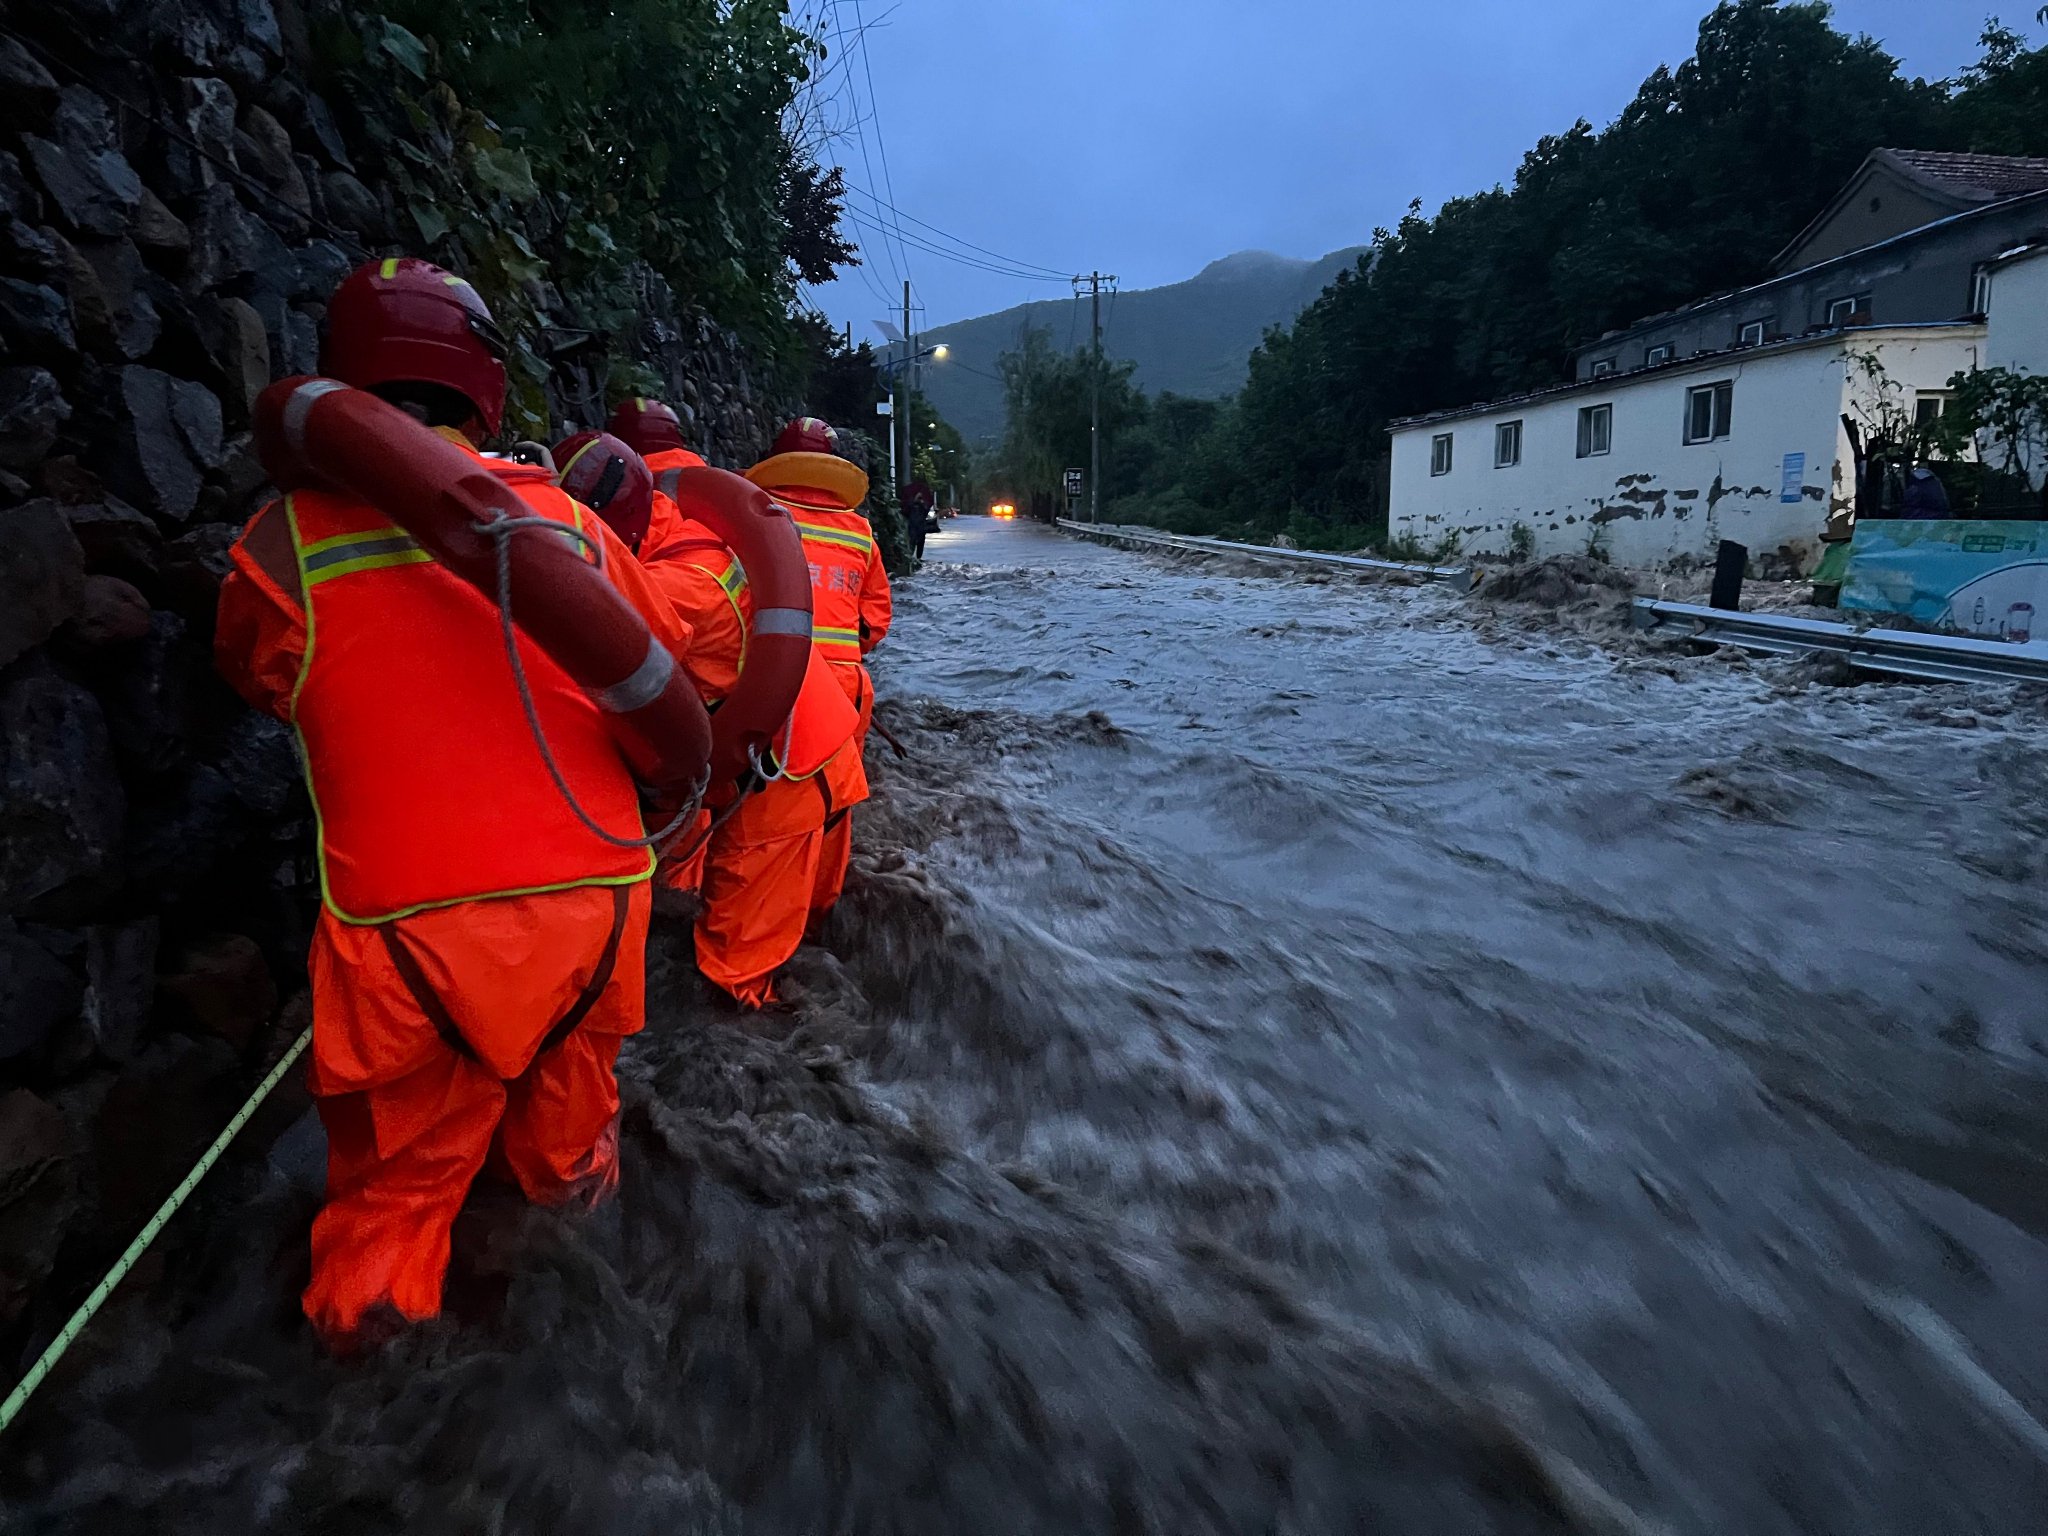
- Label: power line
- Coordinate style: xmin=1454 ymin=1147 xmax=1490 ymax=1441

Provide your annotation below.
xmin=849 ymin=0 xmax=916 ymax=299
xmin=840 ymin=209 xmax=1072 ymax=284
xmin=827 ymin=1 xmax=906 ymax=292
xmin=837 ymin=181 xmax=1069 ymax=280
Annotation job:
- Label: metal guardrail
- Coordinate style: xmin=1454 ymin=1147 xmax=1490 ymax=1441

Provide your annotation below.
xmin=1056 ymin=519 xmax=1475 ymax=592
xmin=1631 ymin=599 xmax=2048 ymax=684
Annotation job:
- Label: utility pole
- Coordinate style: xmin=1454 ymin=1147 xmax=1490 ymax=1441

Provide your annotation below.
xmin=901 ymin=279 xmax=913 ymax=504
xmin=1073 ymin=271 xmax=1118 ymax=522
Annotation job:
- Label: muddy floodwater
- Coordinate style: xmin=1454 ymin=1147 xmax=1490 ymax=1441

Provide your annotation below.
xmin=11 ymin=515 xmax=2048 ymax=1534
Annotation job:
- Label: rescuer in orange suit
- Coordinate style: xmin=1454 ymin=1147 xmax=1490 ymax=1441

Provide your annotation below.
xmin=213 ymin=258 xmax=695 ymax=1349
xmin=603 ymin=399 xmax=743 ymax=898
xmin=746 ymin=417 xmax=892 ymax=919
xmin=597 ymin=404 xmax=862 ymax=1007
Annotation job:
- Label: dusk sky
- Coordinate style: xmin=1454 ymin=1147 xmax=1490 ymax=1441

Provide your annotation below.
xmin=803 ymin=1 xmax=2039 ymax=338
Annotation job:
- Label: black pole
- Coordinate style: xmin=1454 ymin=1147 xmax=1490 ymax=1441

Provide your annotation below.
xmin=1710 ymin=540 xmax=1747 ymax=611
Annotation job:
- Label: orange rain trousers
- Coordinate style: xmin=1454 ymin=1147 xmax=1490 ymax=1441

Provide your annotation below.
xmin=302 ymin=880 xmax=650 ymax=1345
xmin=809 ymin=659 xmax=874 ymax=921
xmin=693 ymin=774 xmax=828 ymax=1008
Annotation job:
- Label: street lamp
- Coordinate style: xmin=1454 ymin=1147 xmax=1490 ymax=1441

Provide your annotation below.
xmin=877 ymin=343 xmax=950 ymax=491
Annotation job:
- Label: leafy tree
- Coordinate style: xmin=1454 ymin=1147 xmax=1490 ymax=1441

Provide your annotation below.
xmin=1950 ymin=14 xmax=2048 ymax=154
xmin=314 ymin=0 xmax=855 ymax=435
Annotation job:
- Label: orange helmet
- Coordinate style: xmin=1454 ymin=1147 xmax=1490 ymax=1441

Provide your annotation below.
xmin=772 ymin=416 xmax=838 ymax=457
xmin=554 ymin=431 xmax=655 ymax=553
xmin=321 ymin=257 xmax=508 ymax=437
xmin=606 ymin=397 xmax=687 ymax=455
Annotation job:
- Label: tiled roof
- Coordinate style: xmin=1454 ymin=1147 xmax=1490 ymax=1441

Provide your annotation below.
xmin=1887 ymin=150 xmax=2048 ymax=203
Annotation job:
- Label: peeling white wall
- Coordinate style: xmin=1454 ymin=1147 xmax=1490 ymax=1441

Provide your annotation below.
xmin=1390 ymin=326 xmax=1984 ymax=569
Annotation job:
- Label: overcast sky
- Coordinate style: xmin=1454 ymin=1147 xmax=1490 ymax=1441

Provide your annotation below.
xmin=803 ymin=0 xmax=2038 ymax=337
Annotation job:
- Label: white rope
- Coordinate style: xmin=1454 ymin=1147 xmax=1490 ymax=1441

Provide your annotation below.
xmin=478 ymin=514 xmax=703 ymax=850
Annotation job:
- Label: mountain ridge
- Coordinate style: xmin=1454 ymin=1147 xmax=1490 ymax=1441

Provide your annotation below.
xmin=916 ymin=245 xmax=1370 ymax=444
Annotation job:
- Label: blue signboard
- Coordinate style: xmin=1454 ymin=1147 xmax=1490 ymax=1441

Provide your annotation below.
xmin=1779 ymin=452 xmax=1805 ymax=504
xmin=1840 ymin=520 xmax=2048 ymax=641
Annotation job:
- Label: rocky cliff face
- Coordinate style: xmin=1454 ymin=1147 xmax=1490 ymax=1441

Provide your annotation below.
xmin=0 ymin=0 xmax=792 ymax=1365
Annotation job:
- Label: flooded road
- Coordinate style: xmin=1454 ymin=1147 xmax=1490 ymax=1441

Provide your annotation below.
xmin=12 ymin=515 xmax=2048 ymax=1533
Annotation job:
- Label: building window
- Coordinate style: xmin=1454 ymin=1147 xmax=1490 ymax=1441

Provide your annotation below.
xmin=1826 ymin=293 xmax=1872 ymax=326
xmin=1590 ymin=358 xmax=1616 ymax=378
xmin=1430 ymin=433 xmax=1453 ymax=476
xmin=1577 ymin=403 xmax=1612 ymax=459
xmin=1738 ymin=319 xmax=1767 ymax=347
xmin=1971 ymin=267 xmax=1992 ymax=316
xmin=1685 ymin=381 xmax=1734 ymax=444
xmin=1494 ymin=420 xmax=1523 ymax=468
xmin=1645 ymin=344 xmax=1674 ymax=367
xmin=1913 ymin=393 xmax=1952 ymax=431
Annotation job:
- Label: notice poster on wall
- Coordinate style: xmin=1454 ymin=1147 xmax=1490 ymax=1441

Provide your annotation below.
xmin=1841 ymin=521 xmax=2048 ymax=641
xmin=1780 ymin=452 xmax=1806 ymax=504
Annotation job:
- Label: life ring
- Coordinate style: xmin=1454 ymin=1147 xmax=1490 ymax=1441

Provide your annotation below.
xmin=658 ymin=465 xmax=820 ymax=783
xmin=251 ymin=377 xmax=712 ymax=802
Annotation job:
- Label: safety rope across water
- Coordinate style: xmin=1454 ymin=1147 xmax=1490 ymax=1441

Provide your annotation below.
xmin=0 ymin=1026 xmax=314 ymax=1437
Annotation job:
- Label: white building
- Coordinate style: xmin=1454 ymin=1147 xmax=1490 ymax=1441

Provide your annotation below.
xmin=1387 ymin=324 xmax=1983 ymax=568
xmin=1982 ymin=242 xmax=2048 ymax=378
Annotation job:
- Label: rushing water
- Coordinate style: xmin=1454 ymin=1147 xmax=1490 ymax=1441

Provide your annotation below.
xmin=9 ymin=516 xmax=2048 ymax=1533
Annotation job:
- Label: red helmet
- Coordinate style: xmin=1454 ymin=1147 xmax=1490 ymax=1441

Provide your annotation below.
xmin=554 ymin=431 xmax=654 ymax=553
xmin=607 ymin=397 xmax=687 ymax=455
xmin=772 ymin=416 xmax=839 ymax=457
xmin=321 ymin=257 xmax=508 ymax=437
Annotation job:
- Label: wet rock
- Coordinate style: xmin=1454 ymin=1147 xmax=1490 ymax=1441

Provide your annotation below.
xmin=216 ymin=710 xmax=298 ymax=817
xmin=0 ymin=149 xmax=42 ymax=226
xmin=319 ymin=170 xmax=382 ymax=238
xmin=0 ymin=1088 xmax=81 ymax=1327
xmin=250 ymin=288 xmax=316 ymax=375
xmin=235 ymin=104 xmax=310 ymax=229
xmin=103 ymin=365 xmax=224 ymax=524
xmin=76 ymin=237 xmax=161 ymax=359
xmin=72 ymin=917 xmax=159 ymax=1066
xmin=164 ymin=76 xmax=239 ymax=198
xmin=53 ymin=228 xmax=110 ymax=338
xmin=0 ymin=663 xmax=125 ymax=919
xmin=161 ymin=522 xmax=237 ymax=629
xmin=67 ymin=574 xmax=153 ymax=647
xmin=0 ymin=215 xmax=61 ymax=280
xmin=0 ymin=39 xmax=57 ymax=127
xmin=0 ymin=276 xmax=77 ymax=360
xmin=62 ymin=496 xmax=164 ymax=583
xmin=186 ymin=183 xmax=286 ymax=293
xmin=289 ymin=238 xmax=351 ymax=303
xmin=91 ymin=609 xmax=217 ymax=777
xmin=157 ymin=932 xmax=276 ymax=1050
xmin=209 ymin=431 xmax=270 ymax=519
xmin=21 ymin=89 xmax=142 ymax=238
xmin=0 ymin=919 xmax=82 ymax=1060
xmin=134 ymin=186 xmax=190 ymax=267
xmin=197 ymin=295 xmax=270 ymax=423
xmin=262 ymin=79 xmax=351 ymax=171
xmin=0 ymin=366 xmax=72 ymax=471
xmin=0 ymin=499 xmax=86 ymax=668
xmin=125 ymin=763 xmax=240 ymax=906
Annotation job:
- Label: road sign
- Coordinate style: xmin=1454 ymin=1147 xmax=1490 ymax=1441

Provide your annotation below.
xmin=1064 ymin=468 xmax=1084 ymax=498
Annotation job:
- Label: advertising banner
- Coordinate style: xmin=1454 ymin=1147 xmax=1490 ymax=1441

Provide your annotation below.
xmin=1840 ymin=521 xmax=2048 ymax=642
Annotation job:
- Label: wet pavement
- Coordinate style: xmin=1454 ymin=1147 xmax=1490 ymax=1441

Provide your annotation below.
xmin=10 ymin=513 xmax=2048 ymax=1533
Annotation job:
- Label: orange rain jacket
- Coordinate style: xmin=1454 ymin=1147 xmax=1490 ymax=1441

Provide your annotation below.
xmin=216 ymin=445 xmax=692 ymax=1345
xmin=744 ymin=450 xmax=891 ymax=918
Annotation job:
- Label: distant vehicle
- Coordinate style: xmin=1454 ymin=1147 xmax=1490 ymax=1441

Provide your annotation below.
xmin=991 ymin=502 xmax=1017 ymax=519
